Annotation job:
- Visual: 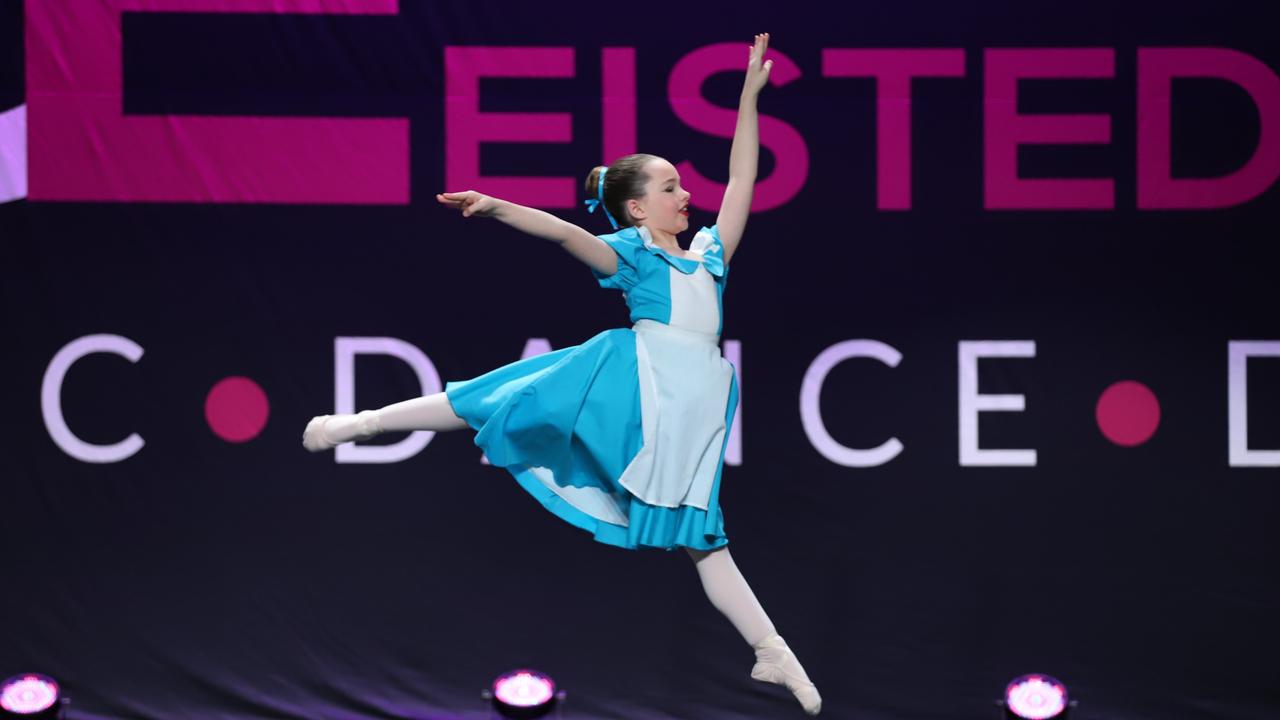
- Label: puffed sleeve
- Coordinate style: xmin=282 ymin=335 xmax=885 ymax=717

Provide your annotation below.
xmin=590 ymin=231 xmax=643 ymax=292
xmin=689 ymin=225 xmax=729 ymax=285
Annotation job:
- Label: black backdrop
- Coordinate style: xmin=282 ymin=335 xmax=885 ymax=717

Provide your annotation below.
xmin=2 ymin=1 xmax=1278 ymax=718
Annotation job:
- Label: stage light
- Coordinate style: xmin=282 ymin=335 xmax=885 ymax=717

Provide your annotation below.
xmin=0 ymin=673 xmax=63 ymax=718
xmin=485 ymin=668 xmax=562 ymax=719
xmin=1002 ymin=673 xmax=1070 ymax=720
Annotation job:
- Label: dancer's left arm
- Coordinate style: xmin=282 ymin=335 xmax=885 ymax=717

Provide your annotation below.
xmin=717 ymin=33 xmax=773 ymax=264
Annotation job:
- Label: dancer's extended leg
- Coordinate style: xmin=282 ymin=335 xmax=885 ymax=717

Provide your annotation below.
xmin=687 ymin=547 xmax=775 ymax=644
xmin=302 ymin=392 xmax=469 ymax=451
xmin=687 ymin=547 xmax=822 ymax=715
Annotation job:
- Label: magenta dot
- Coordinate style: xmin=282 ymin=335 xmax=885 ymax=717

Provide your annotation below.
xmin=205 ymin=376 xmax=269 ymax=443
xmin=1095 ymin=380 xmax=1160 ymax=446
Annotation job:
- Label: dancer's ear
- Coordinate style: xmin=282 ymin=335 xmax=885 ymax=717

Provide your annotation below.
xmin=627 ymin=197 xmax=646 ymax=222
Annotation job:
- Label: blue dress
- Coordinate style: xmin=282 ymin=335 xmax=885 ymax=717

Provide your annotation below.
xmin=444 ymin=225 xmax=738 ymax=551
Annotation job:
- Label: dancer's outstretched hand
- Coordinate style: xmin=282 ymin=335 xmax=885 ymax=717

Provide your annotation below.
xmin=742 ymin=32 xmax=773 ymax=96
xmin=437 ymin=190 xmax=499 ymax=218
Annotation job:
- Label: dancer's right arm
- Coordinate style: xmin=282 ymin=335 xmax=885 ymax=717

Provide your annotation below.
xmin=437 ymin=191 xmax=618 ymax=276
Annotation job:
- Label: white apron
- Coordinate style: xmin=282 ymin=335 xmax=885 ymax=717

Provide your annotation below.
xmin=614 ymin=246 xmax=734 ymax=510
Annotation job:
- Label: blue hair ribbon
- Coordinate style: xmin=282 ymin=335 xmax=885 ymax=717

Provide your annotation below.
xmin=584 ymin=167 xmax=620 ymax=230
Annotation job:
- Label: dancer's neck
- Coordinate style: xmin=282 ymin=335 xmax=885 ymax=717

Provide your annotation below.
xmin=643 ymin=224 xmax=681 ymax=253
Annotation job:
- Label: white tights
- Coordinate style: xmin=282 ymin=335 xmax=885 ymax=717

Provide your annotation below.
xmin=686 ymin=546 xmax=777 ymax=646
xmin=374 ymin=392 xmax=470 ymax=432
xmin=304 ymin=392 xmax=469 ymax=445
xmin=305 ymin=393 xmax=819 ymax=712
xmin=313 ymin=394 xmax=775 ymax=646
xmin=684 ymin=548 xmax=820 ymax=714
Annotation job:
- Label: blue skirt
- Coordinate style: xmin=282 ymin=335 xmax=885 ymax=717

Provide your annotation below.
xmin=444 ymin=328 xmax=735 ymax=551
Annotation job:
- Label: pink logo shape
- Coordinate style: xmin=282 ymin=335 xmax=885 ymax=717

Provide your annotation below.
xmin=205 ymin=376 xmax=270 ymax=443
xmin=1095 ymin=380 xmax=1161 ymax=446
xmin=26 ymin=0 xmax=407 ymax=204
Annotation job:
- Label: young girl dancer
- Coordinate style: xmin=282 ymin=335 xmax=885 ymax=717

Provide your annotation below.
xmin=303 ymin=33 xmax=821 ymax=716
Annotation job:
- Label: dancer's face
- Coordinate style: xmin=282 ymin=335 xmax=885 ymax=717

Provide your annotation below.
xmin=628 ymin=158 xmax=691 ymax=237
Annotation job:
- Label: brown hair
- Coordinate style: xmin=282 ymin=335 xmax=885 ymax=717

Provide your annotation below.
xmin=584 ymin=153 xmax=659 ymax=229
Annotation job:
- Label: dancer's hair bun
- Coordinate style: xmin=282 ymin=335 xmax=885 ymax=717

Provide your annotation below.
xmin=584 ymin=165 xmax=608 ymax=198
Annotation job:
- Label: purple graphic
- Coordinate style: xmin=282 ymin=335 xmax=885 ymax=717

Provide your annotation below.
xmin=1095 ymin=380 xmax=1161 ymax=446
xmin=0 ymin=104 xmax=25 ymax=203
xmin=205 ymin=376 xmax=270 ymax=443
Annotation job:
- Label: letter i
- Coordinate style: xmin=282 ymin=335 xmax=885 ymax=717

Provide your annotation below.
xmin=602 ymin=48 xmax=637 ymax=160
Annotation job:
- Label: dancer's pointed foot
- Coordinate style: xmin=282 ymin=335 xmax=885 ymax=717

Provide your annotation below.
xmin=302 ymin=410 xmax=381 ymax=452
xmin=751 ymin=634 xmax=822 ymax=715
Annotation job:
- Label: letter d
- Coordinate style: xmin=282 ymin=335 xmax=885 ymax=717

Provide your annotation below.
xmin=334 ymin=337 xmax=441 ymax=464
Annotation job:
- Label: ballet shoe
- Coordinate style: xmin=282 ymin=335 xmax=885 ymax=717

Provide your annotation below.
xmin=302 ymin=415 xmax=337 ymax=451
xmin=302 ymin=410 xmax=381 ymax=452
xmin=751 ymin=634 xmax=822 ymax=715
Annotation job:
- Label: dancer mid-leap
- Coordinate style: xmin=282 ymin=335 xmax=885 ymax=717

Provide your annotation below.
xmin=303 ymin=33 xmax=821 ymax=715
